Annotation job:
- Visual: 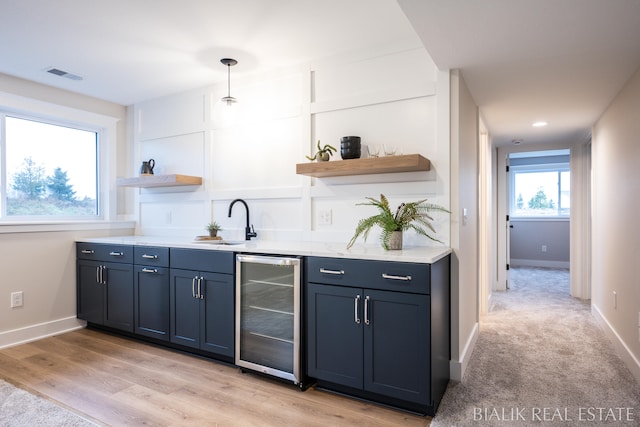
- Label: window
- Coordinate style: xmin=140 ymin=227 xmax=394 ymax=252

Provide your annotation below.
xmin=510 ymin=150 xmax=570 ymax=218
xmin=2 ymin=115 xmax=99 ymax=219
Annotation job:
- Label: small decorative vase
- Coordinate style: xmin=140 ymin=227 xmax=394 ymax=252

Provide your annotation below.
xmin=388 ymin=231 xmax=403 ymax=250
xmin=317 ymin=152 xmax=330 ymax=162
xmin=209 ymin=230 xmax=218 ymax=238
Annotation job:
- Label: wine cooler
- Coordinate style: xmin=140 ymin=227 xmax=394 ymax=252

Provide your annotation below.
xmin=235 ymin=254 xmax=302 ymax=385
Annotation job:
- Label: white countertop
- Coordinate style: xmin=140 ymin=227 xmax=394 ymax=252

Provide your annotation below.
xmin=77 ymin=236 xmax=451 ymax=264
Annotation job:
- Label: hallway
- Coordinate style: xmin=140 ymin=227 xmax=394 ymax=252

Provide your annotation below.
xmin=432 ymin=267 xmax=640 ymax=426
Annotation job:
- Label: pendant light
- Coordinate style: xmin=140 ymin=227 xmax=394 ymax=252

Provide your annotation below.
xmin=220 ymin=58 xmax=238 ymax=106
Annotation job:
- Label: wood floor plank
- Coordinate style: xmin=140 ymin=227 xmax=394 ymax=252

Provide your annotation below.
xmin=0 ymin=329 xmax=432 ymax=426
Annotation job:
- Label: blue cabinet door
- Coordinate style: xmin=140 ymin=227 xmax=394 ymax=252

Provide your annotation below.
xmin=363 ymin=289 xmax=430 ymax=404
xmin=103 ymin=261 xmax=134 ymax=332
xmin=200 ymin=271 xmax=234 ymax=357
xmin=77 ymin=260 xmax=103 ymax=325
xmin=307 ymin=283 xmax=363 ymax=389
xmin=134 ymin=266 xmax=170 ymax=341
xmin=170 ymin=269 xmax=201 ymax=349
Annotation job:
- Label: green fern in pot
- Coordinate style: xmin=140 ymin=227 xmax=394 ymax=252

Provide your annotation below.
xmin=347 ymin=194 xmax=449 ymax=250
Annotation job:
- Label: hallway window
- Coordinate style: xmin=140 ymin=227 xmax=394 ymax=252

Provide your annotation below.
xmin=510 ymin=150 xmax=570 ymax=218
xmin=1 ymin=115 xmax=99 ymax=219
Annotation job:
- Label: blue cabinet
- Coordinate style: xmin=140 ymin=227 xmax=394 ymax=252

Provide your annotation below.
xmin=134 ymin=246 xmax=170 ymax=341
xmin=169 ymin=248 xmax=235 ymax=359
xmin=77 ymin=243 xmax=134 ymax=332
xmin=306 ymin=255 xmax=449 ymax=416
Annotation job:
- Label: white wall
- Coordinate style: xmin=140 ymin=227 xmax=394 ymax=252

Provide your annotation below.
xmin=129 ymin=47 xmax=451 ymax=248
xmin=0 ymin=73 xmax=134 ymax=347
xmin=591 ymin=66 xmax=640 ymax=382
xmin=449 ymin=70 xmax=479 ymax=381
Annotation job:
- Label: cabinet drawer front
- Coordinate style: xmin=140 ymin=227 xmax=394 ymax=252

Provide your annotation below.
xmin=170 ymin=248 xmax=233 ymax=274
xmin=134 ymin=246 xmax=169 ymax=267
xmin=77 ymin=242 xmax=133 ymax=263
xmin=306 ymin=257 xmax=430 ymax=294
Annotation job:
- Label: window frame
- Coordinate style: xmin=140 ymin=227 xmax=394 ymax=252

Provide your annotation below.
xmin=0 ymin=91 xmax=119 ymax=228
xmin=510 ymin=162 xmax=570 ymax=219
xmin=1 ymin=112 xmax=102 ymax=220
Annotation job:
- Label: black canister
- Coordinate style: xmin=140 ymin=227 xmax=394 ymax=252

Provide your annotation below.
xmin=340 ymin=136 xmax=361 ymax=159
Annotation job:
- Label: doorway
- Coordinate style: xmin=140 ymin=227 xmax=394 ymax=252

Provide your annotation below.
xmin=495 ymin=143 xmax=591 ymax=299
xmin=509 ymin=149 xmax=571 ymax=273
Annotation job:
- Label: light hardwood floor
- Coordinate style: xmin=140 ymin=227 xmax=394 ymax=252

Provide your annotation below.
xmin=0 ymin=329 xmax=432 ymax=426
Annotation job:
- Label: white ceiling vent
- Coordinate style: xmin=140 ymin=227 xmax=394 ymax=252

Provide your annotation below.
xmin=46 ymin=67 xmax=83 ymax=81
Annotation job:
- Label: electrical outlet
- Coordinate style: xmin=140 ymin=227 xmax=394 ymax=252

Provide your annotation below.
xmin=11 ymin=291 xmax=23 ymax=308
xmin=318 ymin=209 xmax=332 ymax=226
xmin=541 ymin=245 xmax=547 ymax=253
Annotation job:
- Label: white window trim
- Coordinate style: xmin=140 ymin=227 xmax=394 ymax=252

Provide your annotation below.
xmin=0 ymin=91 xmax=119 ymax=228
xmin=510 ymin=163 xmax=570 ymax=219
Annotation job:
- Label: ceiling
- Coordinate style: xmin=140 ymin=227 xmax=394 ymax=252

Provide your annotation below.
xmin=399 ymin=0 xmax=640 ymax=146
xmin=2 ymin=1 xmax=640 ymax=148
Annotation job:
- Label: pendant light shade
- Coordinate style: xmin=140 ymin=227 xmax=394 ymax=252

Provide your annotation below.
xmin=220 ymin=58 xmax=237 ymax=105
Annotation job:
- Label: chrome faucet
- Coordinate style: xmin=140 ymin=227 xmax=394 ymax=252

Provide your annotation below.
xmin=228 ymin=198 xmax=257 ymax=240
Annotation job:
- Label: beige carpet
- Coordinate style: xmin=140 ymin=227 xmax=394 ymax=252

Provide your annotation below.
xmin=431 ymin=267 xmax=640 ymax=426
xmin=0 ymin=379 xmax=98 ymax=427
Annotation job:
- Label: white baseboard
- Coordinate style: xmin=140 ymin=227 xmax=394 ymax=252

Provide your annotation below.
xmin=510 ymin=258 xmax=570 ymax=269
xmin=450 ymin=322 xmax=479 ymax=382
xmin=0 ymin=316 xmax=86 ymax=350
xmin=592 ymin=304 xmax=640 ymax=385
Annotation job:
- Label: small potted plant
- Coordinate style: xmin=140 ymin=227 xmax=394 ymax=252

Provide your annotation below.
xmin=306 ymin=140 xmax=337 ymax=162
xmin=347 ymin=194 xmax=449 ymax=250
xmin=206 ymin=221 xmax=222 ymax=238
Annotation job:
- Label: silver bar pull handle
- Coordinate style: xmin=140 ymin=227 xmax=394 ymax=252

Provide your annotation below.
xmin=192 ymin=277 xmax=197 ymax=298
xmin=320 ymin=268 xmax=345 ymax=275
xmin=198 ymin=277 xmax=204 ymax=300
xmin=96 ymin=266 xmax=101 ymax=283
xmin=354 ymin=295 xmax=361 ymax=324
xmin=382 ymin=273 xmax=412 ymax=281
xmin=109 ymin=251 xmax=124 ymax=257
xmin=101 ymin=266 xmax=107 ymax=284
xmin=142 ymin=254 xmax=158 ymax=259
xmin=81 ymin=249 xmax=95 ymax=254
xmin=142 ymin=268 xmax=157 ymax=274
xmin=364 ymin=295 xmax=370 ymax=325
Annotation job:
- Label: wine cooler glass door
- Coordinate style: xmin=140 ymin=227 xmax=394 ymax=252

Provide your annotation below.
xmin=235 ymin=255 xmax=301 ymax=384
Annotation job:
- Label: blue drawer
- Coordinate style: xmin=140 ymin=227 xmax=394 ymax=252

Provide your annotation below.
xmin=170 ymin=248 xmax=233 ymax=274
xmin=134 ymin=246 xmax=169 ymax=267
xmin=306 ymin=256 xmax=430 ymax=294
xmin=76 ymin=242 xmax=133 ymax=263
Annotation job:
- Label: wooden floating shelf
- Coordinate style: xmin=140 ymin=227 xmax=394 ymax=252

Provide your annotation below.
xmin=116 ymin=174 xmax=203 ymax=188
xmin=296 ymin=154 xmax=430 ymax=178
